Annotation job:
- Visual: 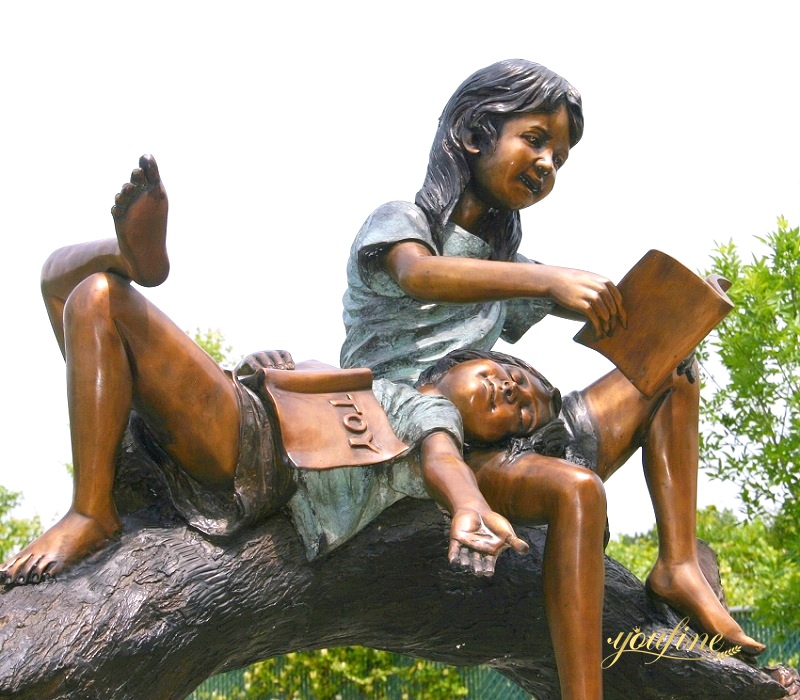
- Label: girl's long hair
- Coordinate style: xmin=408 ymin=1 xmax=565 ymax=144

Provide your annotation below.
xmin=415 ymin=59 xmax=583 ymax=261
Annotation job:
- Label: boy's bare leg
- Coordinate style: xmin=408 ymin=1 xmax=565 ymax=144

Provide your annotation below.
xmin=470 ymin=449 xmax=607 ymax=700
xmin=41 ymin=154 xmax=169 ymax=357
xmin=1 ymin=158 xmax=239 ymax=586
xmin=584 ymin=366 xmax=764 ymax=654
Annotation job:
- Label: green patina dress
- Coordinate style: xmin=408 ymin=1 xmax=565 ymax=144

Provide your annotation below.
xmin=341 ymin=200 xmax=555 ymax=384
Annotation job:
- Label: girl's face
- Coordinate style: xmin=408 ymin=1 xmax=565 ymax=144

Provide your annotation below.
xmin=467 ymin=104 xmax=572 ymax=213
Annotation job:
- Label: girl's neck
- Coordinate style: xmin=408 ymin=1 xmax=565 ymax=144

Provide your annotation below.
xmin=449 ymin=185 xmax=488 ymax=235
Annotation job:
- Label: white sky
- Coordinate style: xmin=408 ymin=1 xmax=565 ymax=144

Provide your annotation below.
xmin=1 ymin=1 xmax=798 ymax=537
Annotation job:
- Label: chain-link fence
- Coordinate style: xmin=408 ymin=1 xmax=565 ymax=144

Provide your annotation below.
xmin=189 ymin=657 xmax=530 ymax=700
xmin=189 ymin=610 xmax=799 ymax=700
xmin=734 ymin=608 xmax=800 ymax=667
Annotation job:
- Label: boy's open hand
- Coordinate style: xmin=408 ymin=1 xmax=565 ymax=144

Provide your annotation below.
xmin=448 ymin=507 xmax=529 ymax=577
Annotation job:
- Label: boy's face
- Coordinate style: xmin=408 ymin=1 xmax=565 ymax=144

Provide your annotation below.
xmin=468 ymin=104 xmax=571 ymax=212
xmin=434 ymin=359 xmax=559 ymax=444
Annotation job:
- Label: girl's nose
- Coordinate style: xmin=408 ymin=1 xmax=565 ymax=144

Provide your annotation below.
xmin=536 ymin=152 xmax=554 ymax=178
xmin=501 ymin=380 xmax=516 ymax=401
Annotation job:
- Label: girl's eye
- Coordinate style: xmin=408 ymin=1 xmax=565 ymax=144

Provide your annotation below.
xmin=524 ymin=135 xmax=541 ymax=148
xmin=554 ymin=156 xmax=565 ymax=169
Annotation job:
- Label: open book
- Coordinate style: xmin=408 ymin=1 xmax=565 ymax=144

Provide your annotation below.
xmin=573 ymin=249 xmax=733 ymax=397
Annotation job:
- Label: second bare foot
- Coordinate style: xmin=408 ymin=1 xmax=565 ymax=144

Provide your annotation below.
xmin=646 ymin=560 xmax=766 ymax=655
xmin=111 ymin=154 xmax=170 ymax=287
xmin=0 ymin=510 xmax=120 ymax=586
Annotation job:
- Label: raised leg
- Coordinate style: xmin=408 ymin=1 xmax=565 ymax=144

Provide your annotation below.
xmin=470 ymin=449 xmax=607 ymax=700
xmin=582 ymin=365 xmax=764 ymax=654
xmin=41 ymin=154 xmax=169 ymax=356
xmin=1 ymin=157 xmax=240 ymax=586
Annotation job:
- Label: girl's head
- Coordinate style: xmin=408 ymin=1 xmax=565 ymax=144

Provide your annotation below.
xmin=415 ymin=59 xmax=583 ymax=260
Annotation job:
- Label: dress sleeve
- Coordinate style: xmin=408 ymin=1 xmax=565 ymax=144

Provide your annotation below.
xmin=373 ymin=379 xmax=464 ymax=450
xmin=501 ymin=252 xmax=557 ymax=343
xmin=353 ymin=201 xmax=438 ymax=297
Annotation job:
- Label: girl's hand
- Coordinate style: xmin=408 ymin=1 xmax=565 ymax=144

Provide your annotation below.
xmin=448 ymin=507 xmax=529 ymax=577
xmin=542 ymin=266 xmax=628 ymax=338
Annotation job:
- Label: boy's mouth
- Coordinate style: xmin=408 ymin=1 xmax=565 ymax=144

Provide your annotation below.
xmin=519 ymin=173 xmax=542 ymax=195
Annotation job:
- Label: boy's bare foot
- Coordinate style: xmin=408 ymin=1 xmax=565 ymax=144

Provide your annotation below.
xmin=111 ymin=154 xmax=170 ymax=287
xmin=0 ymin=510 xmax=120 ymax=586
xmin=646 ymin=560 xmax=765 ymax=655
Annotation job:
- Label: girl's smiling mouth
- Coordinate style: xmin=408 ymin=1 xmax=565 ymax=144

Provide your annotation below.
xmin=519 ymin=173 xmax=542 ymax=194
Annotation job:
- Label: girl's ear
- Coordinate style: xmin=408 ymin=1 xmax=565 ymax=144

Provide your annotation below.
xmin=455 ymin=120 xmax=482 ymax=155
xmin=461 ymin=128 xmax=482 ymax=155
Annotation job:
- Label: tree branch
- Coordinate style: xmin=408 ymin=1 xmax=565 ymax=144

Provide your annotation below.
xmin=0 ymin=437 xmax=788 ymax=700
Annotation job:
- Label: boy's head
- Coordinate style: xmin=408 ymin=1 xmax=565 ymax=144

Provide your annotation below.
xmin=417 ymin=350 xmax=562 ymax=445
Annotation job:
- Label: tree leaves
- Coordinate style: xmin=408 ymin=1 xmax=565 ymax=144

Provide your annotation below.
xmin=699 ymin=220 xmax=800 ymax=640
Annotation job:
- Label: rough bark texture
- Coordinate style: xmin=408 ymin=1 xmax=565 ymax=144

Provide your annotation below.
xmin=0 ymin=438 xmax=788 ymax=700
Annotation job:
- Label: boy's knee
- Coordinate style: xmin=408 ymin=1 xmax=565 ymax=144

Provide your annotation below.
xmin=64 ymin=272 xmax=124 ymax=320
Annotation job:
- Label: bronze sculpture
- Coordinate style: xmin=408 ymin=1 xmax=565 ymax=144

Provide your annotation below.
xmin=337 ymin=58 xmax=764 ymax=700
xmin=0 ymin=58 xmax=774 ymax=700
xmin=2 ymin=155 xmax=567 ymax=585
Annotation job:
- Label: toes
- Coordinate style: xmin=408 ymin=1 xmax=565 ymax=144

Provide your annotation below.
xmin=139 ymin=154 xmax=160 ymax=184
xmin=130 ymin=167 xmax=146 ymax=185
xmin=41 ymin=562 xmax=57 ymax=582
xmin=16 ymin=553 xmax=45 ymax=585
xmin=112 ymin=183 xmax=138 ymax=217
xmin=2 ymin=554 xmax=29 ymax=586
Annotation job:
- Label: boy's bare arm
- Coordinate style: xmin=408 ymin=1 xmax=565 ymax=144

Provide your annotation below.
xmin=420 ymin=432 xmax=529 ymax=577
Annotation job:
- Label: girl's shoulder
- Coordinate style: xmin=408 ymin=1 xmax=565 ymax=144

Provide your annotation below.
xmin=365 ymin=200 xmax=430 ymax=231
xmin=354 ymin=200 xmax=435 ymax=252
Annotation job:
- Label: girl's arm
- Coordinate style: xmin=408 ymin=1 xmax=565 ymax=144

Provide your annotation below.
xmin=384 ymin=241 xmax=627 ymax=338
xmin=420 ymin=431 xmax=529 ymax=576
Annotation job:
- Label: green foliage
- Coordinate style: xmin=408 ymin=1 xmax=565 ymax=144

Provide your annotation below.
xmin=701 ymin=219 xmax=800 ymax=525
xmin=605 ymin=529 xmax=658 ymax=583
xmin=607 ymin=506 xmax=799 ymax=664
xmin=0 ymin=485 xmax=42 ymax=562
xmin=698 ymin=220 xmax=800 ymax=632
xmin=190 ymin=327 xmax=236 ymax=367
xmin=240 ymin=648 xmax=468 ymax=700
xmin=608 ymin=507 xmax=786 ymax=611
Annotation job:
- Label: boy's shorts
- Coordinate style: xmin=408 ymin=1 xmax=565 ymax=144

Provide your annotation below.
xmin=129 ymin=373 xmax=292 ymax=537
